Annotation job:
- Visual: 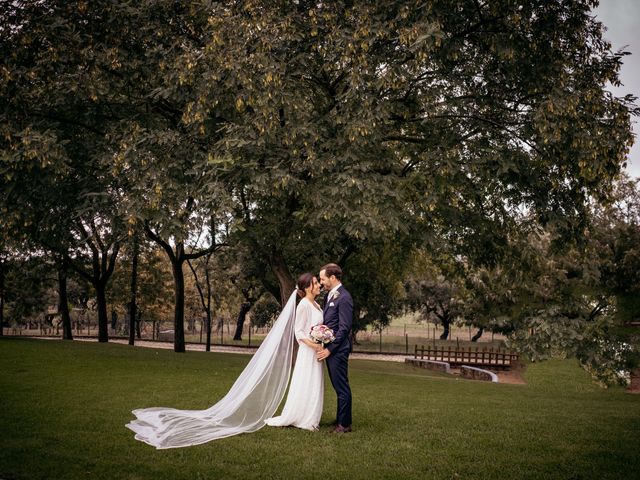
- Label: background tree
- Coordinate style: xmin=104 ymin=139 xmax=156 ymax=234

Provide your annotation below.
xmin=578 ymin=178 xmax=640 ymax=388
xmin=345 ymin=240 xmax=411 ymax=341
xmin=404 ymin=251 xmax=466 ymax=340
xmin=1 ymin=252 xmax=53 ymax=331
xmin=460 ymin=262 xmax=523 ymax=342
xmin=54 ymin=255 xmax=74 ymax=340
xmin=108 ymin=245 xmax=175 ymax=338
xmin=250 ymin=296 xmax=282 ymax=330
xmin=0 ymin=0 xmax=143 ymax=342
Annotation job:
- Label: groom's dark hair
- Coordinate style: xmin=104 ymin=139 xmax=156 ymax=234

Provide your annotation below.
xmin=321 ymin=263 xmax=342 ymax=280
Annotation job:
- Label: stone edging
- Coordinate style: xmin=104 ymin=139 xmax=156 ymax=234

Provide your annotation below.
xmin=404 ymin=358 xmax=451 ymax=373
xmin=405 ymin=357 xmax=500 ymax=383
xmin=460 ymin=365 xmax=499 ymax=383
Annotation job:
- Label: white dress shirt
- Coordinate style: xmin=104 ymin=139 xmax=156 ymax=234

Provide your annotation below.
xmin=328 ymin=283 xmax=342 ymax=301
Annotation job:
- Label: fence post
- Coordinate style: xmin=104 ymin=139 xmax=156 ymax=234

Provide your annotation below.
xmin=248 ymin=323 xmax=251 ymax=347
xmin=405 ymin=334 xmax=408 ymax=355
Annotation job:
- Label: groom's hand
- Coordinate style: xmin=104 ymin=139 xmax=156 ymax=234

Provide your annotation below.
xmin=317 ymin=348 xmax=331 ymax=361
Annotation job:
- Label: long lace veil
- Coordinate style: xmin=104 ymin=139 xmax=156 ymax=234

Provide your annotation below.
xmin=125 ymin=290 xmax=298 ymax=449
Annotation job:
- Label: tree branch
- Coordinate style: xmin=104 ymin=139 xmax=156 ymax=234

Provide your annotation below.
xmin=106 ymin=243 xmax=120 ymax=279
xmin=183 ymin=243 xmax=226 ymax=261
xmin=186 ymin=258 xmax=208 ymax=314
xmin=90 ymin=218 xmax=106 ymax=252
xmin=76 ymin=221 xmax=99 ymax=257
xmin=144 ymin=223 xmax=176 ymax=262
xmin=63 ymin=253 xmax=95 ymax=283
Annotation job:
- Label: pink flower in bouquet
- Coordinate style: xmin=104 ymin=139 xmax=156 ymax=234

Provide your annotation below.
xmin=309 ymin=324 xmax=335 ymax=345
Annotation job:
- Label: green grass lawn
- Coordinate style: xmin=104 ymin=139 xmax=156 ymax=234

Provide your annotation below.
xmin=1 ymin=337 xmax=639 ymax=480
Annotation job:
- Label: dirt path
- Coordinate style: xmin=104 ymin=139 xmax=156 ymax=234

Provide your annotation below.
xmin=29 ymin=336 xmax=524 ymax=383
xmin=73 ymin=337 xmax=412 ymax=361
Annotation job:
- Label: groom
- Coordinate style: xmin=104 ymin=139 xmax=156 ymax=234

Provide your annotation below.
xmin=317 ymin=263 xmax=353 ymax=433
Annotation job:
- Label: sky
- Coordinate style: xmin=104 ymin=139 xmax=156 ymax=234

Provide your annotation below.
xmin=593 ymin=0 xmax=640 ymax=178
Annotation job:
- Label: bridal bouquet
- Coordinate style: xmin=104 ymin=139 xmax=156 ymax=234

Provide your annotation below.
xmin=310 ymin=324 xmax=335 ymax=345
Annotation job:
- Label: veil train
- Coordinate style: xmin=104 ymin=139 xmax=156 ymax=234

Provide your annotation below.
xmin=125 ymin=290 xmax=297 ymax=449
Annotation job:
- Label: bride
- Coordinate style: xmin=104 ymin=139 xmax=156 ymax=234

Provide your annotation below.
xmin=126 ymin=272 xmax=325 ymax=448
xmin=265 ymin=273 xmax=324 ymax=430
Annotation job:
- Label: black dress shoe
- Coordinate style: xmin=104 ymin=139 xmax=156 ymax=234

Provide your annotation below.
xmin=331 ymin=424 xmax=352 ymax=433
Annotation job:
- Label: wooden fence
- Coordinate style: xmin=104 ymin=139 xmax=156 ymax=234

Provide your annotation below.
xmin=414 ymin=345 xmax=518 ymax=369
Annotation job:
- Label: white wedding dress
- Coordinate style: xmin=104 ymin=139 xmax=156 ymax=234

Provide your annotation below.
xmin=265 ymin=298 xmax=324 ymax=430
xmin=126 ymin=291 xmax=301 ymax=449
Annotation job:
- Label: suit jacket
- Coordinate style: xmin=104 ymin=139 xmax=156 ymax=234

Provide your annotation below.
xmin=323 ymin=285 xmax=353 ymax=354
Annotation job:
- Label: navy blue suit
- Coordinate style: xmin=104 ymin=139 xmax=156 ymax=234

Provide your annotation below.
xmin=323 ymin=285 xmax=353 ymax=427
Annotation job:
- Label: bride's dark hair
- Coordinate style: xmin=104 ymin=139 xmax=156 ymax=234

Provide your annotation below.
xmin=296 ymin=272 xmax=315 ymax=298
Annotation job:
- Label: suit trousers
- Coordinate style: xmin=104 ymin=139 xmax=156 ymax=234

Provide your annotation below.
xmin=326 ymin=350 xmax=352 ymax=427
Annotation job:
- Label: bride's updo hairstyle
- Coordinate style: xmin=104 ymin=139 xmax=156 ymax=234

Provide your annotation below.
xmin=296 ymin=272 xmax=314 ymax=298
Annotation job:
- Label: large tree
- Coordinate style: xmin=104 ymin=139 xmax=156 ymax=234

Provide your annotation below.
xmin=0 ymin=0 xmax=144 ymax=342
xmin=469 ymin=178 xmax=640 ymax=387
xmin=0 ymin=0 xmax=219 ymax=349
xmin=175 ymin=0 xmax=635 ymax=305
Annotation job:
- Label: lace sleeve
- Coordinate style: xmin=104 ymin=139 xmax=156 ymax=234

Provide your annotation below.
xmin=294 ymin=301 xmax=310 ymax=343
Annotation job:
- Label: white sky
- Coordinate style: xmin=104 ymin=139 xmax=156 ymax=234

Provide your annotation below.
xmin=594 ymin=0 xmax=640 ymax=178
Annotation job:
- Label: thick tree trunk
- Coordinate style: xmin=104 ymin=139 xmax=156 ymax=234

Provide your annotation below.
xmin=233 ymin=302 xmax=252 ymax=341
xmin=145 ymin=223 xmax=220 ymax=353
xmin=95 ymin=282 xmax=109 ymax=343
xmin=471 ymin=327 xmax=484 ymax=342
xmin=63 ymin=235 xmax=119 ymax=344
xmin=128 ymin=236 xmax=139 ymax=346
xmin=172 ymin=260 xmax=186 ymax=353
xmin=205 ymin=265 xmax=212 ymax=352
xmin=136 ymin=312 xmax=142 ymax=339
xmin=205 ymin=310 xmax=212 ymax=352
xmin=57 ymin=262 xmax=73 ymax=340
xmin=439 ymin=317 xmax=451 ymax=340
xmin=0 ymin=263 xmax=4 ymax=337
xmin=270 ymin=251 xmax=295 ymax=307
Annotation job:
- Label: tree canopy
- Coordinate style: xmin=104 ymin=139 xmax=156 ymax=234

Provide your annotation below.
xmin=1 ymin=0 xmax=637 ymax=369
